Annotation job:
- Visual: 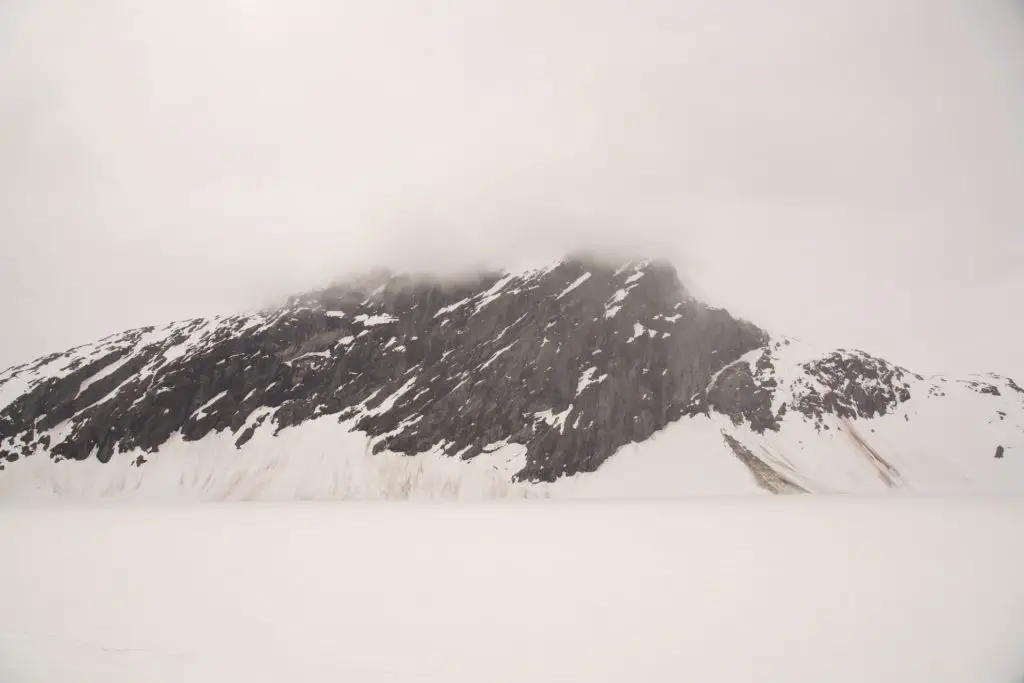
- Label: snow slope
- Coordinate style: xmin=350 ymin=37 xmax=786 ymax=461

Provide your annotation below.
xmin=0 ymin=414 xmax=539 ymax=502
xmin=705 ymin=339 xmax=1024 ymax=494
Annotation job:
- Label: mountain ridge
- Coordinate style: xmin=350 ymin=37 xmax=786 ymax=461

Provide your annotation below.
xmin=1 ymin=256 xmax=1021 ymax=498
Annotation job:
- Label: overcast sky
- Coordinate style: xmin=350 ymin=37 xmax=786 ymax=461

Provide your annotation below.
xmin=1 ymin=0 xmax=1023 ymax=378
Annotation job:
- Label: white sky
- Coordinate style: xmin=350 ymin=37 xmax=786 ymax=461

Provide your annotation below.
xmin=1 ymin=0 xmax=1022 ymax=377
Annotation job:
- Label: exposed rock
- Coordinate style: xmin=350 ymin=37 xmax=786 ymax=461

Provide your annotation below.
xmin=686 ymin=343 xmax=919 ymax=434
xmin=693 ymin=361 xmax=779 ymax=433
xmin=721 ymin=433 xmax=805 ymax=494
xmin=796 ymin=351 xmax=913 ymax=423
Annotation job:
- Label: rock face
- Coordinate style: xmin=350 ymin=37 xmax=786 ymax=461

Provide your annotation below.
xmin=1 ymin=255 xmax=1022 ymax=498
xmin=687 ymin=342 xmax=920 ymax=433
xmin=0 ymin=257 xmax=764 ymax=483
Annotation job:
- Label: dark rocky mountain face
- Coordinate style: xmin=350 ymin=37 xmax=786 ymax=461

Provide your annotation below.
xmin=686 ymin=341 xmax=922 ymax=434
xmin=0 ymin=257 xmax=767 ymax=482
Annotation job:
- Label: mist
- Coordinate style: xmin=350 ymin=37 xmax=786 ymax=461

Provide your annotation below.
xmin=1 ymin=0 xmax=1023 ymax=377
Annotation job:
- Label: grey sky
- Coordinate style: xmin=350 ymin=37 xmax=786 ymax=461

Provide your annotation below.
xmin=1 ymin=0 xmax=1023 ymax=378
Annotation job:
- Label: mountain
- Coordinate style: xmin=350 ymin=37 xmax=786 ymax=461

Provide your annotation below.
xmin=1 ymin=256 xmax=1021 ymax=499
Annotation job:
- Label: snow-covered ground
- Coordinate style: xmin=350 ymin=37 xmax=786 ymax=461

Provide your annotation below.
xmin=2 ymin=499 xmax=1024 ymax=682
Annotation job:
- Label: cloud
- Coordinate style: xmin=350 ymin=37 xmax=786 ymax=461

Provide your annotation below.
xmin=1 ymin=0 xmax=1023 ymax=375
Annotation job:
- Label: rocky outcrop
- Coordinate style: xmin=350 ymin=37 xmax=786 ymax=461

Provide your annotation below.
xmin=686 ymin=340 xmax=922 ymax=434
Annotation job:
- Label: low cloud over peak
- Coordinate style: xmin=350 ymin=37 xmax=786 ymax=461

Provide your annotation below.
xmin=1 ymin=0 xmax=1023 ymax=376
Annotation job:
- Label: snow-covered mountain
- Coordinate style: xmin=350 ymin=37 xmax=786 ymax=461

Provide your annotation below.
xmin=1 ymin=256 xmax=1021 ymax=499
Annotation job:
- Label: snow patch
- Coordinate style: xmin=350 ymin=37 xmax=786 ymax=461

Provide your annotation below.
xmin=628 ymin=323 xmax=656 ymax=342
xmin=575 ymin=367 xmax=608 ymax=395
xmin=472 ymin=274 xmax=517 ymax=314
xmin=354 ymin=314 xmax=398 ymax=327
xmin=481 ymin=341 xmax=517 ymax=371
xmin=533 ymin=405 xmax=573 ymax=433
xmin=363 ymin=378 xmax=417 ymax=417
xmin=194 ymin=391 xmax=228 ymax=420
xmin=556 ymin=272 xmax=591 ymax=299
xmin=434 ymin=296 xmax=472 ymax=318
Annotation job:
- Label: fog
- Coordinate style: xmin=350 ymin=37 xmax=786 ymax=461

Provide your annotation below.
xmin=1 ymin=0 xmax=1023 ymax=377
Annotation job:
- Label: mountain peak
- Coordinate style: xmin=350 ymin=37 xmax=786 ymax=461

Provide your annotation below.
xmin=0 ymin=257 xmax=763 ymax=484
